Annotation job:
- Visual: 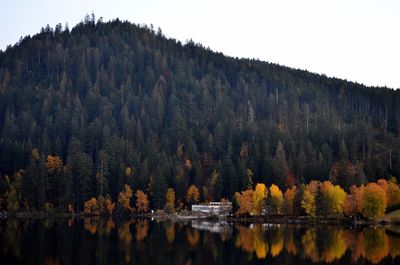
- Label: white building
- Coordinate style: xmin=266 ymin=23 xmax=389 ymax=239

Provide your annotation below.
xmin=191 ymin=201 xmax=232 ymax=215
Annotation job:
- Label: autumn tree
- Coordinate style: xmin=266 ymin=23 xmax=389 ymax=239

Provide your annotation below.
xmin=235 ymin=189 xmax=253 ymax=215
xmin=293 ymin=184 xmax=306 ymax=216
xmin=84 ymin=195 xmax=115 ymax=215
xmin=165 ymin=188 xmax=175 ymax=209
xmin=45 ymin=155 xmax=63 ymax=172
xmin=302 ymin=189 xmax=316 ymax=216
xmin=186 ymin=185 xmax=200 ymax=206
xmin=301 ymin=182 xmax=318 ymax=216
xmin=118 ymin=184 xmax=133 ymax=212
xmin=316 ymin=181 xmax=346 ymax=216
xmin=105 ymin=196 xmax=116 ymax=215
xmin=362 ymin=183 xmax=387 ymax=219
xmin=268 ymin=184 xmax=283 ymax=214
xmin=377 ymin=179 xmax=388 ymax=193
xmin=45 ymin=155 xmax=64 ymax=207
xmin=282 ymin=186 xmax=296 ymax=215
xmin=386 ymin=181 xmax=400 ymax=208
xmin=343 ymin=185 xmax=365 ymax=216
xmin=135 ymin=190 xmax=149 ymax=213
xmin=84 ymin=197 xmax=100 ymax=215
xmin=252 ymin=183 xmax=267 ymax=215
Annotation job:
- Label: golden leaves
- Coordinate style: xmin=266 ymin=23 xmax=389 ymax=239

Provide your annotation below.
xmin=234 ymin=189 xmax=253 ymax=215
xmin=186 ymin=185 xmax=200 ymax=205
xmin=362 ymin=183 xmax=387 ymax=218
xmin=118 ymin=184 xmax=133 ymax=212
xmin=253 ymin=183 xmax=267 ymax=215
xmin=135 ymin=190 xmax=149 ymax=213
xmin=165 ymin=188 xmax=175 ymax=209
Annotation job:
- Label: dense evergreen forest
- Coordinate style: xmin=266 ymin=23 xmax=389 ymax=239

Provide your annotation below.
xmin=1 ymin=15 xmax=400 ymax=211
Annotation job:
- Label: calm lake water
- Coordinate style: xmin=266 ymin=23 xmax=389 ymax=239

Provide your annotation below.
xmin=0 ymin=218 xmax=399 ymax=265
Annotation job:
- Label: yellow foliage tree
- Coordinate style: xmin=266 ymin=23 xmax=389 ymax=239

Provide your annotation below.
xmin=301 ymin=190 xmax=316 ymax=217
xmin=328 ymin=183 xmax=346 ymax=214
xmin=387 ymin=181 xmax=400 ymax=207
xmin=252 ymin=183 xmax=267 ymax=215
xmin=317 ymin=181 xmax=346 ymax=216
xmin=269 ymin=184 xmax=283 ymax=214
xmin=165 ymin=188 xmax=175 ymax=209
xmin=362 ymin=183 xmax=387 ymax=219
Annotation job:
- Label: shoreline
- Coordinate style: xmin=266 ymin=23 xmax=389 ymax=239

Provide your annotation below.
xmin=0 ymin=210 xmax=388 ymax=227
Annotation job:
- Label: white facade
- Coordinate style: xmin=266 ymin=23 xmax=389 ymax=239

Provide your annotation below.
xmin=191 ymin=202 xmax=232 ymax=215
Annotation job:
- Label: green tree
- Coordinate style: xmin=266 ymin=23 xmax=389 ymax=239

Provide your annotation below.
xmin=272 ymin=141 xmax=289 ymax=188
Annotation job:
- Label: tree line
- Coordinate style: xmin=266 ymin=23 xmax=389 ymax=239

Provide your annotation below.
xmin=234 ymin=178 xmax=400 ymax=219
xmin=1 ymin=15 xmax=400 ymax=212
xmin=1 ymin=152 xmax=399 ymax=219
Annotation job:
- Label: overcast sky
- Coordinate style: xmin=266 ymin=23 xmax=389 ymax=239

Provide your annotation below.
xmin=1 ymin=0 xmax=399 ymax=89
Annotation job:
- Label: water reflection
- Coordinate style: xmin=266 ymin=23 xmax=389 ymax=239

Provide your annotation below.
xmin=232 ymin=224 xmax=400 ymax=264
xmin=0 ymin=218 xmax=399 ymax=265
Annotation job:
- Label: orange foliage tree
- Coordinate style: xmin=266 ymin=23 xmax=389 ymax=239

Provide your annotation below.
xmin=84 ymin=197 xmax=100 ymax=215
xmin=135 ymin=190 xmax=149 ymax=213
xmin=186 ymin=185 xmax=200 ymax=206
xmin=45 ymin=155 xmax=63 ymax=172
xmin=343 ymin=185 xmax=365 ymax=216
xmin=118 ymin=184 xmax=133 ymax=212
xmin=105 ymin=197 xmax=116 ymax=215
xmin=84 ymin=196 xmax=115 ymax=215
xmin=282 ymin=186 xmax=296 ymax=215
xmin=377 ymin=179 xmax=388 ymax=193
xmin=235 ymin=189 xmax=253 ymax=215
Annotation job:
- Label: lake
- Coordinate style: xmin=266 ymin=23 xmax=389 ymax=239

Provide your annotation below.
xmin=0 ymin=218 xmax=399 ymax=265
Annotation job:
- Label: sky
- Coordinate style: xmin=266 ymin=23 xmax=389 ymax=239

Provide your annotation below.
xmin=0 ymin=0 xmax=399 ymax=89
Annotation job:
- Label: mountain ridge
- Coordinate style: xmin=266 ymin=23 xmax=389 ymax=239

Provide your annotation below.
xmin=0 ymin=17 xmax=399 ymax=209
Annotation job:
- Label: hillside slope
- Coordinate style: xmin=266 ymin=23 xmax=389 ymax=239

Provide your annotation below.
xmin=0 ymin=17 xmax=399 ymax=209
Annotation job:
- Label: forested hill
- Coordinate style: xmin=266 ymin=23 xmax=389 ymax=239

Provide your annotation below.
xmin=1 ymin=16 xmax=400 ymax=210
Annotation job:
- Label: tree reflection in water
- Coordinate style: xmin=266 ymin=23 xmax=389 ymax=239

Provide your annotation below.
xmin=0 ymin=218 xmax=400 ymax=265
